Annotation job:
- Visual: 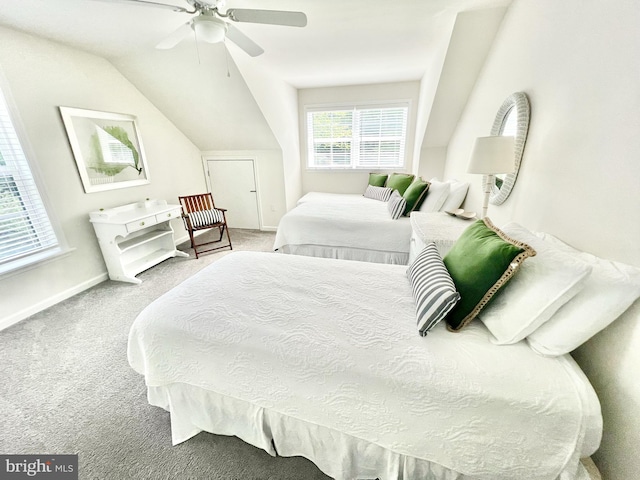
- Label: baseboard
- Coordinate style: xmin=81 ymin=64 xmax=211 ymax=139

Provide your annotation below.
xmin=175 ymin=229 xmax=215 ymax=246
xmin=174 ymin=233 xmax=191 ymax=245
xmin=176 ymin=228 xmax=276 ymax=239
xmin=0 ymin=272 xmax=109 ymax=332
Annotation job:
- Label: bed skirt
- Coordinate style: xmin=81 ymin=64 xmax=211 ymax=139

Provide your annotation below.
xmin=276 ymin=244 xmax=409 ymax=265
xmin=147 ymin=383 xmax=596 ymax=480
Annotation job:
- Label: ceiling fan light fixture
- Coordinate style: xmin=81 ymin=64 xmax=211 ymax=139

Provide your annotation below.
xmin=193 ymin=16 xmax=227 ymax=44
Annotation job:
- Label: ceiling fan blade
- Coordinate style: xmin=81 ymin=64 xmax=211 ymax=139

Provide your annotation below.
xmin=227 ymin=9 xmax=307 ymax=27
xmin=92 ymin=0 xmax=191 ymax=13
xmin=156 ymin=21 xmax=193 ymax=49
xmin=225 ymin=24 xmax=264 ymax=57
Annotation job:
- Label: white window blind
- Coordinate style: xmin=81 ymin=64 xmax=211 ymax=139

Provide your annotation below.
xmin=307 ymin=104 xmax=408 ymax=169
xmin=0 ymin=84 xmax=59 ymax=270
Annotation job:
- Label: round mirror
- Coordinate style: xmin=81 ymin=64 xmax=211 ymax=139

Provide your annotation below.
xmin=489 ymin=92 xmax=530 ymax=205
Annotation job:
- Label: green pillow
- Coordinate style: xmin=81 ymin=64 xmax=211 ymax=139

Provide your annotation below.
xmin=368 ymin=173 xmax=388 ymax=187
xmin=443 ymin=218 xmax=536 ymax=331
xmin=386 ymin=173 xmax=415 ymax=195
xmin=402 ymin=178 xmax=430 ymax=215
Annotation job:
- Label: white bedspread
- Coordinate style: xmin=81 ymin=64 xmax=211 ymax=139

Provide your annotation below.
xmin=128 ymin=252 xmax=601 ymax=480
xmin=296 ymin=191 xmax=378 ymax=206
xmin=274 ymin=192 xmax=412 ymax=263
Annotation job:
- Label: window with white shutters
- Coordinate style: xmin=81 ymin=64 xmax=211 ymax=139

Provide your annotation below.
xmin=306 ymin=103 xmax=409 ymax=170
xmin=0 ymin=80 xmax=62 ymax=274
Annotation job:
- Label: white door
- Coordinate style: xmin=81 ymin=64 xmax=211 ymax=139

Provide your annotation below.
xmin=206 ymin=159 xmax=260 ymax=229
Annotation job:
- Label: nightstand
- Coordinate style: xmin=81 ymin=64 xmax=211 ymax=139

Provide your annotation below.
xmin=408 ymin=212 xmax=474 ymax=263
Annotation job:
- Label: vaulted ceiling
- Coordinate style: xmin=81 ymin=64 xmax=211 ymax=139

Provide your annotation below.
xmin=0 ymin=0 xmax=512 ymax=150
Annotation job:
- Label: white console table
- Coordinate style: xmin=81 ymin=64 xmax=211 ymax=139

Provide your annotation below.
xmin=90 ymin=199 xmax=189 ymax=284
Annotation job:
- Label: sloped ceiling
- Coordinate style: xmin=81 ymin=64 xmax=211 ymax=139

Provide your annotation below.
xmin=0 ymin=0 xmax=512 ymax=151
xmin=112 ymin=42 xmax=280 ymax=151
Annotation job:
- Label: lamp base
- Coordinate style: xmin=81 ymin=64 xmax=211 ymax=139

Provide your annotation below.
xmin=481 ymin=174 xmax=495 ymax=218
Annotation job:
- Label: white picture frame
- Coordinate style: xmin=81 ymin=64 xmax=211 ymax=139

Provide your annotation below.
xmin=59 ymin=107 xmax=150 ymax=193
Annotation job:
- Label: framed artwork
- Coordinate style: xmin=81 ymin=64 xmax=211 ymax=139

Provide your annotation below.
xmin=59 ymin=107 xmax=150 ymax=193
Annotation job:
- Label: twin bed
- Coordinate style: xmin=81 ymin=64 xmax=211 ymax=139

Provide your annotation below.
xmin=126 ymin=187 xmax=625 ymax=480
xmin=273 ymin=179 xmax=469 ymax=264
xmin=129 ymin=251 xmax=601 ymax=480
xmin=273 ymin=192 xmax=413 ymax=264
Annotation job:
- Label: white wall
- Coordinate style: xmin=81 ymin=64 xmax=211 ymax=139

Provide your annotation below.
xmin=112 ymin=35 xmax=290 ymax=230
xmin=0 ymin=27 xmax=205 ymax=328
xmin=113 ymin=43 xmax=280 ymax=152
xmin=227 ymin=45 xmax=301 ymax=212
xmin=413 ymin=49 xmax=448 ymax=179
xmin=414 ymin=7 xmax=506 ymax=181
xmin=113 ymin=42 xmax=288 ymax=228
xmin=444 ymin=1 xmax=640 ymax=478
xmin=298 ymin=81 xmax=421 ymax=195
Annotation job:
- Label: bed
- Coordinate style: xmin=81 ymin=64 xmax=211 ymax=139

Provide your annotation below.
xmin=273 ymin=178 xmax=469 ymax=265
xmin=128 ymin=250 xmax=602 ymax=480
xmin=273 ymin=192 xmax=413 ymax=264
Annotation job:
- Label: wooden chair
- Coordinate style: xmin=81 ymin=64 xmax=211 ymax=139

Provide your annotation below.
xmin=178 ymin=193 xmax=232 ymax=259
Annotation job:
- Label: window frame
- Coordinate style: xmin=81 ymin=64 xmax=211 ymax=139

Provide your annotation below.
xmin=0 ymin=69 xmax=69 ymax=277
xmin=304 ymin=100 xmax=411 ymax=172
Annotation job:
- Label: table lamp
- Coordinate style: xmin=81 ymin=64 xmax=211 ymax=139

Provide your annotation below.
xmin=467 ymin=135 xmax=515 ymax=218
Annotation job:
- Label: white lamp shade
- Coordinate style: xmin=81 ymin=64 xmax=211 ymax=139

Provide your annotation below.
xmin=467 ymin=136 xmax=515 ymax=174
xmin=193 ymin=17 xmax=227 ymax=44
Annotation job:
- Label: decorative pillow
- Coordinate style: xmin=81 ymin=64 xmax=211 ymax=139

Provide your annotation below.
xmin=419 ymin=179 xmax=450 ymax=213
xmin=368 ymin=173 xmax=388 ymax=187
xmin=386 ymin=173 xmax=415 ymax=196
xmin=387 ymin=190 xmax=407 ymax=220
xmin=188 ymin=209 xmax=225 ymax=228
xmin=443 ymin=218 xmax=536 ymax=331
xmin=402 ymin=178 xmax=430 ymax=215
xmin=526 ymin=232 xmax=640 ymax=356
xmin=407 ymin=243 xmax=461 ymax=336
xmin=479 ymin=223 xmax=593 ymax=345
xmin=440 ymin=179 xmax=470 ymax=212
xmin=363 ymin=184 xmax=393 ymax=202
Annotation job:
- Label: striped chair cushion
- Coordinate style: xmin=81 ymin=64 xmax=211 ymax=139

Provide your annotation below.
xmin=188 ymin=209 xmax=225 ymax=228
xmin=387 ymin=190 xmax=407 ymax=220
xmin=363 ymin=185 xmax=393 ymax=202
xmin=407 ymin=242 xmax=461 ymax=336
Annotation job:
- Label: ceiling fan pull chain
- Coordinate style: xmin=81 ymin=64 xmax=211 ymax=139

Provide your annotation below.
xmin=224 ymin=42 xmax=231 ymax=78
xmin=194 ymin=29 xmax=202 ymax=65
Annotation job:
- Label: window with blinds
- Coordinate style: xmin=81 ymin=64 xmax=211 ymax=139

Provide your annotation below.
xmin=0 ymin=82 xmax=60 ymax=273
xmin=306 ymin=103 xmax=409 ymax=169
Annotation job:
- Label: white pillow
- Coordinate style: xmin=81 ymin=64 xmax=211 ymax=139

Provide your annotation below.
xmin=479 ymin=222 xmax=592 ymax=345
xmin=419 ymin=180 xmax=450 ymax=212
xmin=440 ymin=179 xmax=469 ymax=212
xmin=527 ymin=233 xmax=640 ymax=356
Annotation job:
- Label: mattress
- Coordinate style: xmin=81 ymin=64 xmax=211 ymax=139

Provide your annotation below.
xmin=128 ymin=251 xmax=602 ymax=480
xmin=273 ymin=192 xmax=412 ymax=264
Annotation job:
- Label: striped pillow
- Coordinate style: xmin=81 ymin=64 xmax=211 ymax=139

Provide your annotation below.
xmin=407 ymin=243 xmax=461 ymax=336
xmin=387 ymin=190 xmax=407 ymax=220
xmin=188 ymin=208 xmax=225 ymax=228
xmin=364 ymin=184 xmax=393 ymax=202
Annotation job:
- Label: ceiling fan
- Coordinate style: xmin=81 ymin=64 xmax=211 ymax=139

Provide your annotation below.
xmin=100 ymin=0 xmax=307 ymax=57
